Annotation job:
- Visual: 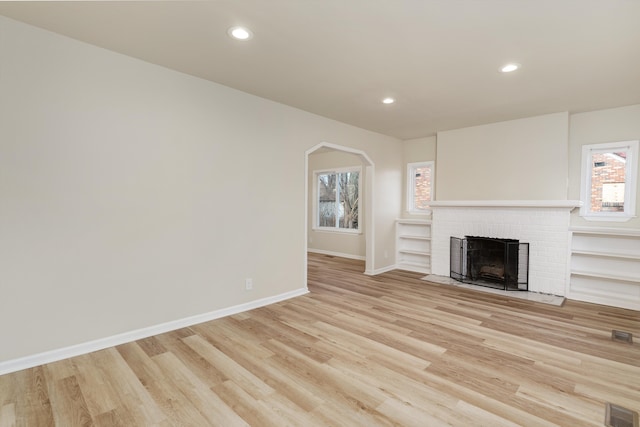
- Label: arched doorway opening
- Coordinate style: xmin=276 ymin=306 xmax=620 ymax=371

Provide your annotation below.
xmin=304 ymin=142 xmax=374 ymax=288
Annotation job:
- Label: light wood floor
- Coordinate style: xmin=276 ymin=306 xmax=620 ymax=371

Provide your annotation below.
xmin=1 ymin=253 xmax=639 ymax=426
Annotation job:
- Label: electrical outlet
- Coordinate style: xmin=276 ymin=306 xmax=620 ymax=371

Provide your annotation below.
xmin=384 ymin=250 xmax=388 ymax=258
xmin=245 ymin=278 xmax=253 ymax=291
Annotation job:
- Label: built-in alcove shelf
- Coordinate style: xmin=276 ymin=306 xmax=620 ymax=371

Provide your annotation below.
xmin=396 ymin=219 xmax=431 ymax=274
xmin=569 ymin=227 xmax=640 ymax=311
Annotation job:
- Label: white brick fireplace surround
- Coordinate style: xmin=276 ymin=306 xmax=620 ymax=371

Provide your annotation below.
xmin=430 ymin=201 xmax=582 ymax=296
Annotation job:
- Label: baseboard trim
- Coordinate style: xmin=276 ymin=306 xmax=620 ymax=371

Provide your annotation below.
xmin=365 ymin=264 xmax=397 ymax=276
xmin=0 ymin=288 xmax=308 ymax=376
xmin=307 ymin=248 xmax=366 ymax=261
xmin=567 ymin=291 xmax=639 ymax=311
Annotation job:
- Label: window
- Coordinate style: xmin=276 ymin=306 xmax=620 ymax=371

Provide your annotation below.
xmin=407 ymin=161 xmax=434 ymax=213
xmin=580 ymin=140 xmax=638 ymax=221
xmin=315 ymin=167 xmax=360 ymax=232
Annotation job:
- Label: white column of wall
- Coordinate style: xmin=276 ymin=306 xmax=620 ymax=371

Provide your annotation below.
xmin=431 ymin=205 xmax=576 ymax=295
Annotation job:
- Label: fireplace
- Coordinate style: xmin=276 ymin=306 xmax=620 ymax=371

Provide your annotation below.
xmin=430 ymin=201 xmax=580 ymax=295
xmin=450 ymin=236 xmax=529 ymax=291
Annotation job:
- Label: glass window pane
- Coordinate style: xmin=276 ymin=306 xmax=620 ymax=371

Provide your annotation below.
xmin=318 ymin=173 xmax=336 ymax=227
xmin=338 ymin=171 xmax=359 ymax=229
xmin=590 ymin=151 xmax=626 ymax=213
xmin=413 ymin=166 xmax=431 ymax=210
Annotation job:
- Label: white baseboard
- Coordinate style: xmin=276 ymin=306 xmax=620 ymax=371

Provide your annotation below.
xmin=567 ymin=291 xmax=640 ymax=311
xmin=0 ymin=288 xmax=308 ymax=376
xmin=365 ymin=264 xmax=397 ymax=276
xmin=307 ymin=248 xmax=365 ymax=261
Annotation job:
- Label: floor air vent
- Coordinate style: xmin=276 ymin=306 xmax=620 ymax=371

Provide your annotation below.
xmin=605 ymin=403 xmax=639 ymax=427
xmin=611 ymin=330 xmax=633 ymax=344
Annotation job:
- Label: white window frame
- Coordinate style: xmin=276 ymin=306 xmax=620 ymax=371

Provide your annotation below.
xmin=579 ymin=140 xmax=638 ymax=222
xmin=313 ymin=166 xmax=362 ymax=234
xmin=407 ymin=161 xmax=435 ymax=214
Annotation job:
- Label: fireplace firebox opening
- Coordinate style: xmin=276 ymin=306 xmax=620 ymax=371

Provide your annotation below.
xmin=450 ymin=236 xmax=529 ymax=291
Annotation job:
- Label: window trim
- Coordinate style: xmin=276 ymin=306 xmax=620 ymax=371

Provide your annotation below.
xmin=313 ymin=166 xmax=362 ymax=234
xmin=406 ymin=161 xmax=434 ymax=214
xmin=579 ymin=140 xmax=638 ymax=222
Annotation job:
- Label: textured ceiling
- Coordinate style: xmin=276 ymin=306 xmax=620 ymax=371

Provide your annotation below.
xmin=1 ymin=0 xmax=639 ymax=139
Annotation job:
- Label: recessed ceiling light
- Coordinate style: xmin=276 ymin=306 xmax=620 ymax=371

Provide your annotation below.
xmin=228 ymin=26 xmax=253 ymax=40
xmin=382 ymin=97 xmax=395 ymax=104
xmin=500 ymin=63 xmax=520 ymax=73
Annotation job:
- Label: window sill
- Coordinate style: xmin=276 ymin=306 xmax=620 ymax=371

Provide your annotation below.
xmin=312 ymin=227 xmax=363 ymax=235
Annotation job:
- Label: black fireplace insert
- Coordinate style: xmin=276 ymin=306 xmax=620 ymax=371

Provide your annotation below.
xmin=450 ymin=236 xmax=529 ymax=291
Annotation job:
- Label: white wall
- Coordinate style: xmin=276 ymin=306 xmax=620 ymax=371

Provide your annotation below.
xmin=403 ymin=136 xmax=437 ymax=164
xmin=0 ymin=17 xmax=402 ymax=365
xmin=308 ymin=150 xmax=366 ymax=259
xmin=436 ymin=113 xmax=569 ymax=201
xmin=568 ymin=104 xmax=640 ymax=229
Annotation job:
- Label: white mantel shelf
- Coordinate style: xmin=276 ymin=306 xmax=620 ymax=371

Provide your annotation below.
xmin=430 ymin=200 xmax=582 ymax=209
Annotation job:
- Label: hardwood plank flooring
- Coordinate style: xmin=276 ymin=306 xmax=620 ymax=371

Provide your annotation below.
xmin=1 ymin=253 xmax=639 ymax=426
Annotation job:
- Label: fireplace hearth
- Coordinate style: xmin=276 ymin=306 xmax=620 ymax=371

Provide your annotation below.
xmin=450 ymin=236 xmax=529 ymax=291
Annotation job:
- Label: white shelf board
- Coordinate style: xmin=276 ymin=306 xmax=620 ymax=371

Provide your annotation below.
xmin=398 ymin=249 xmax=430 ymax=256
xmin=396 ymin=218 xmax=432 ymax=225
xmin=398 ymin=234 xmax=431 ymax=241
xmin=571 ymin=270 xmax=640 ymax=284
xmin=571 ymin=250 xmax=640 ymax=260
